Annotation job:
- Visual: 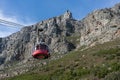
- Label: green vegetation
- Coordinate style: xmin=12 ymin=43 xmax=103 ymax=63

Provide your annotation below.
xmin=92 ymin=62 xmax=120 ymax=78
xmin=104 ymin=72 xmax=120 ymax=80
xmin=93 ymin=48 xmax=120 ymax=60
xmin=65 ymin=35 xmax=80 ymax=46
xmin=4 ymin=39 xmax=120 ymax=80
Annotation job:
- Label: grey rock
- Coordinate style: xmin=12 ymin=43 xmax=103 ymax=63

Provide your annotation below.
xmin=0 ymin=10 xmax=78 ymax=67
xmin=80 ymin=3 xmax=120 ymax=46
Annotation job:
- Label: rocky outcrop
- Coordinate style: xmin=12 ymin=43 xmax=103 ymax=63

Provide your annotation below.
xmin=0 ymin=10 xmax=81 ymax=66
xmin=80 ymin=3 xmax=120 ymax=47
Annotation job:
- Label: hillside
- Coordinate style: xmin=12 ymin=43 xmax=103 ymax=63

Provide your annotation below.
xmin=0 ymin=3 xmax=120 ymax=80
xmin=4 ymin=38 xmax=120 ymax=80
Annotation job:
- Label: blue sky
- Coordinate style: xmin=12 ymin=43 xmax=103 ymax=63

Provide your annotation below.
xmin=0 ymin=0 xmax=120 ymax=37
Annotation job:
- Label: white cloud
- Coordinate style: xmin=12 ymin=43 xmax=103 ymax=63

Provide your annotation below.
xmin=0 ymin=10 xmax=19 ymax=23
xmin=0 ymin=10 xmax=21 ymax=37
xmin=0 ymin=26 xmax=19 ymax=38
xmin=0 ymin=9 xmax=36 ymax=25
xmin=107 ymin=0 xmax=120 ymax=7
xmin=0 ymin=10 xmax=35 ymax=37
xmin=0 ymin=31 xmax=13 ymax=37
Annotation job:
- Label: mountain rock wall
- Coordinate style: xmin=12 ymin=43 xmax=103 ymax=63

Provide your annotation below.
xmin=80 ymin=3 xmax=120 ymax=46
xmin=1 ymin=3 xmax=120 ymax=66
xmin=0 ymin=11 xmax=81 ymax=66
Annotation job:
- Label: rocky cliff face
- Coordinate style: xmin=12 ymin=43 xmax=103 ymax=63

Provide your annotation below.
xmin=80 ymin=3 xmax=120 ymax=47
xmin=0 ymin=10 xmax=81 ymax=66
xmin=1 ymin=3 xmax=120 ymax=68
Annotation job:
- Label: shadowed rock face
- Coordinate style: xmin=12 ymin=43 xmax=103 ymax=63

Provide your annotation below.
xmin=1 ymin=3 xmax=120 ymax=67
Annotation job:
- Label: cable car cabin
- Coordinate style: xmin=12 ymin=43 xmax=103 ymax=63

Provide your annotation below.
xmin=32 ymin=43 xmax=50 ymax=59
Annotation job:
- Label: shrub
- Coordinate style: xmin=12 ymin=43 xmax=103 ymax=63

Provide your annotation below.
xmin=105 ymin=54 xmax=116 ymax=60
xmin=93 ymin=48 xmax=120 ymax=60
xmin=111 ymin=62 xmax=120 ymax=71
xmin=72 ymin=67 xmax=90 ymax=77
xmin=92 ymin=66 xmax=109 ymax=78
xmin=104 ymin=72 xmax=120 ymax=80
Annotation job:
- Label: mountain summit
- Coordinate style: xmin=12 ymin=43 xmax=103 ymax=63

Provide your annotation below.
xmin=63 ymin=10 xmax=73 ymax=19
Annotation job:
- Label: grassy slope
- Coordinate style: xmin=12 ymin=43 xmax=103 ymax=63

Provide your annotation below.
xmin=4 ymin=39 xmax=120 ymax=80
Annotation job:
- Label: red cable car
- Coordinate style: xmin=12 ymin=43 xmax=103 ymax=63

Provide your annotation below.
xmin=32 ymin=28 xmax=50 ymax=59
xmin=32 ymin=43 xmax=50 ymax=59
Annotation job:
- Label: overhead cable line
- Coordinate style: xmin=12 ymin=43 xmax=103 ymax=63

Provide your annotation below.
xmin=0 ymin=19 xmax=25 ymax=28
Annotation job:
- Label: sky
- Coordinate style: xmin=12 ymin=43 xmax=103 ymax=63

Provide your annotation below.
xmin=0 ymin=0 xmax=120 ymax=37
